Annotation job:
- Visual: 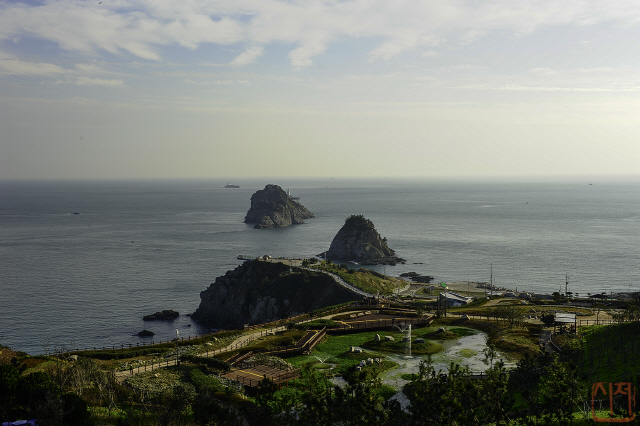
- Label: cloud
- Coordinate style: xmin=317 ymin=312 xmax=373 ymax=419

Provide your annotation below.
xmin=289 ymin=39 xmax=329 ymax=68
xmin=183 ymin=78 xmax=250 ymax=85
xmin=75 ymin=76 xmax=124 ymax=86
xmin=229 ymin=46 xmax=264 ymax=66
xmin=0 ymin=51 xmax=65 ymax=76
xmin=1 ymin=0 xmax=640 ymax=68
xmin=531 ymin=67 xmax=558 ymax=75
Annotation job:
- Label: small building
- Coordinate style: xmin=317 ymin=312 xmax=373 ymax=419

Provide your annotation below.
xmin=554 ymin=312 xmax=577 ymax=333
xmin=440 ymin=292 xmax=473 ymax=307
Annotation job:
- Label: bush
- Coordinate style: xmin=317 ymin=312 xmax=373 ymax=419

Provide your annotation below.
xmin=62 ymin=392 xmax=92 ymax=426
xmin=181 ymin=354 xmax=231 ymax=372
xmin=189 ymin=369 xmax=225 ymax=392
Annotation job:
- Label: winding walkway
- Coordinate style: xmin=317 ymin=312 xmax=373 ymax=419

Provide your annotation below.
xmin=114 ymin=324 xmax=289 ymax=382
xmin=114 ymin=266 xmax=409 ymax=382
xmin=538 ymin=329 xmax=558 ymax=353
xmin=304 ymin=267 xmax=411 ymax=297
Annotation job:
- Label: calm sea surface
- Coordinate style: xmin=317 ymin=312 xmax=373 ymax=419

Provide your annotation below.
xmin=1 ymin=178 xmax=638 ymax=353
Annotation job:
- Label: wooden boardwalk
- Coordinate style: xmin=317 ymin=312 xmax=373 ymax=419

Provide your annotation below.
xmin=328 ymin=313 xmax=434 ymax=332
xmin=222 ymin=365 xmax=299 ymax=388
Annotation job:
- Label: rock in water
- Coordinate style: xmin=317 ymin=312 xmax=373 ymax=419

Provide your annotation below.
xmin=325 ymin=215 xmax=406 ymax=265
xmin=244 ymin=184 xmax=315 ymax=229
xmin=143 ymin=310 xmax=179 ymax=321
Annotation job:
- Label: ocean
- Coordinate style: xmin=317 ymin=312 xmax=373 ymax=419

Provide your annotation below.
xmin=1 ymin=178 xmax=638 ymax=354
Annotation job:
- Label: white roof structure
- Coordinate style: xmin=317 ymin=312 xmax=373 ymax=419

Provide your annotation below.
xmin=554 ymin=313 xmax=576 ymax=324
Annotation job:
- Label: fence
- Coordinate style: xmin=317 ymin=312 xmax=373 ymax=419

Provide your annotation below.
xmin=233 ymin=370 xmax=299 ymax=387
xmin=60 ymin=302 xmax=354 ymax=357
xmin=325 ymin=316 xmax=434 ymax=334
xmin=578 ymin=319 xmax=616 ymax=326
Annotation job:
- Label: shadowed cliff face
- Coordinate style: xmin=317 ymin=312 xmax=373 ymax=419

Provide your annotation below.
xmin=244 ymin=184 xmax=315 ymax=229
xmin=191 ymin=261 xmax=355 ymax=328
xmin=326 ymin=215 xmax=406 ymax=265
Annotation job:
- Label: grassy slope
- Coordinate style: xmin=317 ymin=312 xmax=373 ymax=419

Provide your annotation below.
xmin=575 ymin=322 xmax=640 ymax=383
xmin=313 ymin=263 xmax=401 ymax=295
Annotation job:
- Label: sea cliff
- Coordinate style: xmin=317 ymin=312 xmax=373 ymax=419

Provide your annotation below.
xmin=191 ymin=260 xmax=355 ymax=328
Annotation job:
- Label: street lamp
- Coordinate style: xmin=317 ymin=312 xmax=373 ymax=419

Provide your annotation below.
xmin=440 ymin=282 xmax=448 ymax=317
xmin=175 ymin=329 xmax=180 ymax=367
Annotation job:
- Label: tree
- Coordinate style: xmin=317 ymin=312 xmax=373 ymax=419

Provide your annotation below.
xmin=294 ymin=365 xmax=335 ymax=426
xmin=14 ymin=371 xmax=61 ymax=422
xmin=62 ymin=392 xmax=91 ymax=426
xmin=192 ymin=388 xmax=244 ymax=426
xmin=540 ymin=358 xmax=588 ymax=425
xmin=0 ymin=365 xmax=21 ymax=422
xmin=333 ymin=378 xmax=390 ymax=426
xmin=552 ymin=292 xmax=565 ymax=303
xmin=150 ymin=382 xmax=196 ymax=426
xmin=541 ymin=313 xmax=556 ymax=327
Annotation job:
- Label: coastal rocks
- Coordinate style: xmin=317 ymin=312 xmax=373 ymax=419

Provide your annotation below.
xmin=143 ymin=310 xmax=179 ymax=321
xmin=244 ymin=184 xmax=315 ymax=229
xmin=137 ymin=330 xmax=155 ymax=337
xmin=400 ymin=272 xmax=434 ymax=284
xmin=325 ymin=215 xmax=406 ymax=265
xmin=191 ymin=260 xmax=355 ymax=329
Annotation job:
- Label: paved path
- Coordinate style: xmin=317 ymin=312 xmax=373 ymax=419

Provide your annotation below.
xmin=539 ymin=329 xmax=557 ymax=353
xmin=303 ymin=267 xmax=374 ymax=297
xmin=305 ymin=267 xmax=412 ymax=297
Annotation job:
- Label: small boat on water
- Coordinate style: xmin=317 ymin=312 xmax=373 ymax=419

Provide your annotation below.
xmin=224 ymin=183 xmax=240 ymax=188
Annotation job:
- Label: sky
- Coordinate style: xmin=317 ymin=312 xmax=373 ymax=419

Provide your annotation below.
xmin=1 ymin=0 xmax=639 ymax=180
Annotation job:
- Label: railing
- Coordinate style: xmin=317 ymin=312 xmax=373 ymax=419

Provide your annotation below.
xmin=325 ymin=316 xmax=434 ymax=334
xmin=303 ymin=327 xmax=326 ymax=352
xmin=549 ymin=334 xmax=563 ymax=353
xmin=579 ymin=319 xmax=616 ymax=326
xmin=234 ymin=370 xmax=299 ymax=387
xmin=60 ymin=307 xmax=336 ymax=356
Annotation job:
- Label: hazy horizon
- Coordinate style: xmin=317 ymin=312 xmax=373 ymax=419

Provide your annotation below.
xmin=2 ymin=1 xmax=639 ymax=180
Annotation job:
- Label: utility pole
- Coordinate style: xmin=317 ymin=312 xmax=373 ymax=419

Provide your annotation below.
xmin=489 ymin=263 xmax=492 ymax=298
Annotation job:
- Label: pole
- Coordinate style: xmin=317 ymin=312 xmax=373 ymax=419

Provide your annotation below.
xmin=175 ymin=329 xmax=180 ymax=367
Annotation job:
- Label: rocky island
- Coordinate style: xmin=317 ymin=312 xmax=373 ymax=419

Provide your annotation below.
xmin=191 ymin=260 xmax=354 ymax=329
xmin=244 ymin=184 xmax=314 ymax=229
xmin=325 ymin=215 xmax=406 ymax=265
xmin=143 ymin=309 xmax=179 ymax=321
